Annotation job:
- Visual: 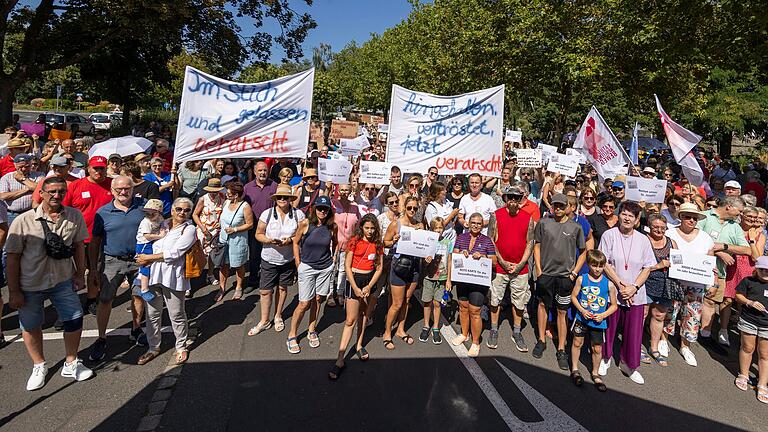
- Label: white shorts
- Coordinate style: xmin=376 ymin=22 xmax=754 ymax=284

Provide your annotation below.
xmin=297 ymin=262 xmax=334 ymax=302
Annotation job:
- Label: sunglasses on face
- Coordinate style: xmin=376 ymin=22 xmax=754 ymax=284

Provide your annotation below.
xmin=387 ymin=200 xmax=398 ymax=205
xmin=276 ymin=196 xmax=290 ymax=201
xmin=680 ymin=214 xmax=698 ymax=220
xmin=602 ymin=205 xmax=615 ymax=210
xmin=406 ymin=206 xmax=418 ymax=211
xmin=668 ymin=202 xmax=681 ymax=206
xmin=364 ymin=187 xmax=376 ymax=191
xmin=612 ymin=187 xmax=624 ymax=191
xmin=505 ymin=195 xmax=523 ymax=202
xmin=174 ymin=207 xmax=192 ymax=213
xmin=43 ymin=189 xmax=66 ymax=196
xmin=582 ymin=196 xmax=595 ymax=201
xmin=305 ymin=176 xmax=317 ymax=180
xmin=316 ymin=207 xmax=329 ymax=212
xmin=428 ymin=171 xmax=437 ymax=176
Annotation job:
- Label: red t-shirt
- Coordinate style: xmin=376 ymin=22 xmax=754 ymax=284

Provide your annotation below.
xmin=494 ymin=207 xmax=531 ymax=275
xmin=519 ymin=199 xmax=541 ymax=222
xmin=152 ymin=151 xmax=174 ymax=172
xmin=346 ymin=236 xmax=383 ymax=271
xmin=62 ymin=176 xmax=113 ymax=242
xmin=0 ymin=154 xmax=15 ymax=176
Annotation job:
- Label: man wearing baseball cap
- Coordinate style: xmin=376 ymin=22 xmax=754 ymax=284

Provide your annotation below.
xmin=62 ymin=156 xmax=113 ymax=315
xmin=31 ymin=156 xmax=79 ymax=208
xmin=0 ymin=153 xmax=45 ymax=226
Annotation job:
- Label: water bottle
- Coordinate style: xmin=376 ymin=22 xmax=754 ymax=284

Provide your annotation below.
xmin=441 ymin=290 xmax=451 ymax=307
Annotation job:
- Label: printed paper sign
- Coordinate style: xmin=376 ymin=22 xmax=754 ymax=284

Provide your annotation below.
xmin=386 ymin=84 xmax=504 ymax=176
xmin=21 ymin=123 xmax=45 ymax=136
xmin=377 ymin=124 xmax=389 ymax=133
xmin=339 ymin=135 xmax=369 ymax=157
xmin=668 ymin=249 xmax=716 ymax=286
xmin=397 ymin=226 xmax=439 ymax=258
xmin=318 ymin=158 xmax=352 ymax=183
xmin=565 ymin=147 xmax=587 ymax=164
xmin=537 ymin=143 xmax=559 ymax=165
xmin=330 ymin=119 xmax=358 ymax=140
xmin=359 ymin=160 xmax=393 ymax=185
xmin=174 ymin=66 xmax=314 ymax=163
xmin=450 ymin=254 xmax=493 ymax=286
xmin=624 ymin=175 xmax=667 ymax=204
xmin=505 ymin=129 xmax=523 ymax=143
xmin=546 ymin=153 xmax=579 ymax=177
xmin=515 ymin=149 xmax=542 ymax=168
xmin=327 ymin=151 xmax=345 ymax=160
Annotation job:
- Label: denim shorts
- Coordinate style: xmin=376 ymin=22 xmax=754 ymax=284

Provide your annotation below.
xmin=19 ymin=280 xmax=83 ymax=331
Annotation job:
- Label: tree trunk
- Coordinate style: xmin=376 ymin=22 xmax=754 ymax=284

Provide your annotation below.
xmin=718 ymin=130 xmax=733 ymax=159
xmin=0 ymin=80 xmax=17 ymax=130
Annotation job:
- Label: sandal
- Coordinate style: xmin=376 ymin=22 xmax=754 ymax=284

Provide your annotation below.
xmin=215 ymin=289 xmax=226 ymax=302
xmin=758 ymin=385 xmax=768 ymax=404
xmin=308 ymin=331 xmax=320 ymax=348
xmin=274 ymin=318 xmax=285 ymax=332
xmin=137 ymin=350 xmax=160 ymax=365
xmin=383 ymin=339 xmax=395 ymax=351
xmin=571 ymin=370 xmax=583 ymax=387
xmin=356 ymin=347 xmax=369 ymax=361
xmin=328 ymin=363 xmax=345 ymax=380
xmin=398 ymin=334 xmax=414 ymax=345
xmin=640 ymin=348 xmax=652 ymax=364
xmin=649 ymin=350 xmax=669 ymax=367
xmin=286 ymin=337 xmax=300 ymax=354
xmin=734 ymin=374 xmax=749 ymax=391
xmin=232 ymin=288 xmax=243 ymax=300
xmin=247 ymin=321 xmax=272 ymax=336
xmin=175 ymin=350 xmax=189 ymax=365
xmin=591 ymin=374 xmax=607 ymax=392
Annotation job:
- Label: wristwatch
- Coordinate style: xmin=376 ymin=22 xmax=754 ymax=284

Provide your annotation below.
xmin=749 ymin=240 xmax=756 ymax=244
xmin=723 ymin=243 xmax=729 ymax=251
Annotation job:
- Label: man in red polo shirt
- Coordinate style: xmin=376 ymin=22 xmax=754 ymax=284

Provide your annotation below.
xmin=0 ymin=138 xmax=30 ymax=176
xmin=62 ymin=156 xmax=113 ymax=314
xmin=489 ymin=184 xmax=534 ymax=352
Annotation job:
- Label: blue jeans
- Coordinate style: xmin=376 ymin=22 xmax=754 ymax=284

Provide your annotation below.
xmin=18 ymin=280 xmax=83 ymax=331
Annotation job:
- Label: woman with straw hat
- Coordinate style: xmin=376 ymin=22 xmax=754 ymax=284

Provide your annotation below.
xmin=192 ymin=178 xmax=226 ymax=287
xmin=249 ymin=184 xmax=305 ymax=336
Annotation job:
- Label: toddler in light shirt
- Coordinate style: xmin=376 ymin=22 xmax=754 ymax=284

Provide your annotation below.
xmin=136 ymin=199 xmax=167 ymax=293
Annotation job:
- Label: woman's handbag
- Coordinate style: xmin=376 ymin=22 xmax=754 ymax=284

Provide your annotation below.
xmin=185 ymin=241 xmax=206 ymax=279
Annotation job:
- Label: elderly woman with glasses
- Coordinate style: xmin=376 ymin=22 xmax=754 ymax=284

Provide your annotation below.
xmin=135 ymin=197 xmax=198 ymax=365
xmin=144 ymin=157 xmax=175 ymax=217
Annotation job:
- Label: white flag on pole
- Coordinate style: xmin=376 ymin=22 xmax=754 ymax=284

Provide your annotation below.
xmin=654 ymin=95 xmax=704 ymax=186
xmin=572 ymin=106 xmax=630 ymax=179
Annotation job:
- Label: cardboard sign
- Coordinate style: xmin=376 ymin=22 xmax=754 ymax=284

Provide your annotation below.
xmin=310 ymin=122 xmax=325 ymax=145
xmin=624 ymin=175 xmax=667 ymax=204
xmin=359 ymin=160 xmax=393 ymax=185
xmin=397 ymin=226 xmax=439 ymax=258
xmin=505 ymin=129 xmax=523 ymax=143
xmin=330 ymin=119 xmax=358 ymax=140
xmin=318 ymin=158 xmax=352 ymax=183
xmin=450 ymin=254 xmax=493 ymax=286
xmin=49 ymin=129 xmax=72 ymax=140
xmin=546 ymin=153 xmax=579 ymax=177
xmin=668 ymin=249 xmax=716 ymax=286
xmin=515 ymin=149 xmax=542 ymax=168
xmin=21 ymin=123 xmax=45 ymax=137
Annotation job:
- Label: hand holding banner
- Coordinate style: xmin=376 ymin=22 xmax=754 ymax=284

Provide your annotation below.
xmin=450 ymin=253 xmax=492 ymax=286
xmin=515 ymin=149 xmax=542 ymax=168
xmin=668 ymin=249 xmax=716 ymax=286
xmin=624 ymin=176 xmax=667 ymax=204
xmin=318 ymin=159 xmax=352 ymax=183
xmin=397 ymin=226 xmax=439 ymax=258
xmin=546 ymin=153 xmax=579 ymax=177
xmin=359 ymin=160 xmax=393 ymax=185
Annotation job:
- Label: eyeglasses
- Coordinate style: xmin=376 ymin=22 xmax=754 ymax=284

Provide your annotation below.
xmin=409 ymin=184 xmax=419 ymax=188
xmin=276 ymin=196 xmax=290 ymax=201
xmin=112 ymin=187 xmax=132 ymax=192
xmin=680 ymin=214 xmax=699 ymax=220
xmin=668 ymin=202 xmax=681 ymax=206
xmin=174 ymin=207 xmax=192 ymax=213
xmin=364 ymin=187 xmax=376 ymax=191
xmin=305 ymin=176 xmax=317 ymax=180
xmin=387 ymin=200 xmax=398 ymax=205
xmin=602 ymin=205 xmax=615 ymax=210
xmin=316 ymin=207 xmax=329 ymax=212
xmin=664 ymin=173 xmax=673 ymax=177
xmin=406 ymin=206 xmax=418 ymax=211
xmin=428 ymin=171 xmax=437 ymax=176
xmin=611 ymin=187 xmax=624 ymax=192
xmin=505 ymin=195 xmax=523 ymax=202
xmin=582 ymin=196 xmax=595 ymax=201
xmin=43 ymin=189 xmax=66 ymax=196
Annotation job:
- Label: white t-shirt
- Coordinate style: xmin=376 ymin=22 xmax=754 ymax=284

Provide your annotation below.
xmin=259 ymin=206 xmax=305 ymax=264
xmin=424 ymin=200 xmax=456 ymax=241
xmin=458 ymin=192 xmax=496 ymax=235
xmin=136 ymin=217 xmax=161 ymax=244
xmin=666 ymin=227 xmax=715 ymax=290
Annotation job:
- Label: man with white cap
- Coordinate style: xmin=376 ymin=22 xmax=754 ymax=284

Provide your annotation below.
xmin=724 ymin=180 xmax=741 ymax=198
xmin=641 ymin=167 xmax=657 ymax=179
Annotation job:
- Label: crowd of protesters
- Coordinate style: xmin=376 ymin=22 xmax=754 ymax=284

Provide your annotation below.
xmin=0 ymin=120 xmax=767 ymax=405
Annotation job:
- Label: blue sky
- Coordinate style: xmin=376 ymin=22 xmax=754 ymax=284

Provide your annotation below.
xmin=258 ymin=0 xmax=418 ymax=61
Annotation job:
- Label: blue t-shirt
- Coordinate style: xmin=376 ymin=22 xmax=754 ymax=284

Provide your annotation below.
xmin=576 ymin=274 xmax=610 ymax=329
xmin=92 ymin=198 xmax=146 ymax=257
xmin=144 ymin=172 xmax=173 ymax=215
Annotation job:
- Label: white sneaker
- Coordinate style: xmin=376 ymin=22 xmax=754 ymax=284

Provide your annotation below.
xmin=680 ymin=346 xmax=698 ymax=367
xmin=60 ymin=358 xmax=94 ymax=382
xmin=717 ymin=329 xmax=730 ymax=347
xmin=619 ymin=362 xmax=645 ymax=384
xmin=598 ymin=359 xmax=611 ymax=376
xmin=658 ymin=339 xmax=670 ymax=358
xmin=27 ymin=363 xmax=48 ymax=391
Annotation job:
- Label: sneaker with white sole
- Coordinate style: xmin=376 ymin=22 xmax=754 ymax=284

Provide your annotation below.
xmin=717 ymin=329 xmax=730 ymax=347
xmin=61 ymin=358 xmax=94 ymax=382
xmin=598 ymin=359 xmax=611 ymax=376
xmin=680 ymin=346 xmax=698 ymax=367
xmin=26 ymin=363 xmax=48 ymax=391
xmin=619 ymin=361 xmax=645 ymax=384
xmin=658 ymin=339 xmax=670 ymax=358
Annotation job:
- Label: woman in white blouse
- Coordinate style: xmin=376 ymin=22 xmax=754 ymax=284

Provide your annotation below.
xmin=135 ymin=197 xmax=198 ymax=365
xmin=424 ymin=181 xmax=458 ymax=243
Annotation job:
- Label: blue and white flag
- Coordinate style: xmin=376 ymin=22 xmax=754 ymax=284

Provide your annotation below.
xmin=629 ymin=121 xmax=639 ymax=166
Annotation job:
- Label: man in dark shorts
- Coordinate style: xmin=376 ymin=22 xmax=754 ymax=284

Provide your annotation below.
xmin=532 ymin=193 xmax=586 ymax=369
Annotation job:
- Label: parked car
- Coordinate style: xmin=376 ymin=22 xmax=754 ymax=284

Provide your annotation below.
xmin=89 ymin=113 xmax=113 ymax=130
xmin=44 ymin=112 xmax=95 ymax=135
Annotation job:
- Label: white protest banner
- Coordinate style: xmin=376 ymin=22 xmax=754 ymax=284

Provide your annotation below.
xmin=515 ymin=149 xmax=542 ymax=168
xmin=572 ymin=106 xmax=631 ymax=180
xmin=174 ymin=67 xmax=314 ymax=163
xmin=566 ymin=147 xmax=587 ymax=164
xmin=537 ymin=143 xmax=559 ymax=165
xmin=624 ymin=176 xmax=667 ymax=204
xmin=339 ymin=135 xmax=369 ymax=157
xmin=450 ymin=254 xmax=493 ymax=286
xmin=396 ymin=226 xmax=439 ymax=258
xmin=668 ymin=249 xmax=716 ymax=286
xmin=546 ymin=153 xmax=579 ymax=177
xmin=505 ymin=129 xmax=523 ymax=143
xmin=318 ymin=158 xmax=352 ymax=183
xmin=386 ymin=84 xmax=504 ymax=176
xmin=359 ymin=160 xmax=393 ymax=185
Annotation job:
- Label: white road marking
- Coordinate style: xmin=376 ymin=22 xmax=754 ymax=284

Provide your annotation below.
xmin=6 ymin=326 xmax=173 ymax=342
xmin=440 ymin=324 xmax=588 ymax=432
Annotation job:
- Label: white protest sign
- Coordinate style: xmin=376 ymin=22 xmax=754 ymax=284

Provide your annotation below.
xmin=378 ymin=124 xmax=389 ymax=133
xmin=327 ymin=152 xmax=345 ymax=160
xmin=397 ymin=226 xmax=439 ymax=258
xmin=450 ymin=254 xmax=493 ymax=286
xmin=318 ymin=159 xmax=352 ymax=183
xmin=174 ymin=67 xmax=314 ymax=163
xmin=668 ymin=249 xmax=716 ymax=286
xmin=386 ymin=84 xmax=504 ymax=176
xmin=359 ymin=160 xmax=393 ymax=185
xmin=624 ymin=176 xmax=667 ymax=204
xmin=505 ymin=129 xmax=523 ymax=143
xmin=566 ymin=147 xmax=587 ymax=164
xmin=537 ymin=143 xmax=559 ymax=164
xmin=546 ymin=153 xmax=579 ymax=177
xmin=515 ymin=149 xmax=542 ymax=168
xmin=339 ymin=135 xmax=369 ymax=157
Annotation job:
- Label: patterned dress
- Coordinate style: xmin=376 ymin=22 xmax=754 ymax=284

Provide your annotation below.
xmin=197 ymin=192 xmax=225 ymax=254
xmin=725 ymin=230 xmax=761 ymax=299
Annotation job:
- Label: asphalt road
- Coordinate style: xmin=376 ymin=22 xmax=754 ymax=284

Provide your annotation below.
xmin=0 ymin=279 xmax=765 ymax=432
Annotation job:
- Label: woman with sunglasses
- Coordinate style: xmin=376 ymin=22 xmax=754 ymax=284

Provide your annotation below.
xmin=661 ymin=195 xmax=683 ymax=229
xmin=136 ymin=197 xmax=198 ymax=365
xmin=378 ymin=191 xmax=400 ymax=291
xmin=249 ymin=185 xmax=305 ymax=336
xmin=288 ymin=196 xmax=337 ymax=353
xmin=587 ymin=195 xmax=618 ymax=247
xmin=579 ymin=187 xmax=598 ymax=217
xmin=144 ymin=157 xmax=175 ymax=217
xmin=399 ymin=174 xmax=426 ymax=222
xmin=216 ymin=182 xmax=253 ymax=301
xmin=382 ymin=196 xmax=424 ymax=349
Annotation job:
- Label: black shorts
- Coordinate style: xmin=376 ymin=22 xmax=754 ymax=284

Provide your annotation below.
xmin=573 ymin=320 xmax=606 ymax=344
xmin=260 ymin=261 xmax=297 ymax=291
xmin=456 ymin=282 xmax=489 ymax=307
xmin=536 ymin=274 xmax=573 ymax=310
xmin=346 ymin=272 xmax=376 ymax=300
